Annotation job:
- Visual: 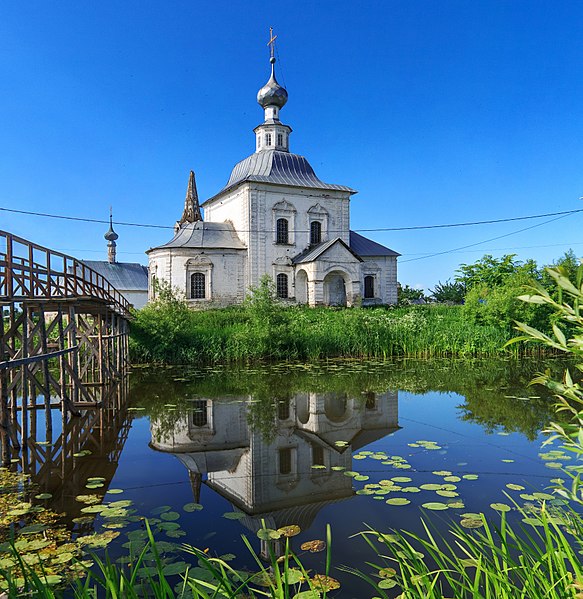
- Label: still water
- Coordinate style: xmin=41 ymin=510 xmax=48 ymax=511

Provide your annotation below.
xmin=2 ymin=357 xmax=573 ymax=596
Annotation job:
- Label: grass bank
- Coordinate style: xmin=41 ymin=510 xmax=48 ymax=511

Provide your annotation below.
xmin=129 ymin=302 xmax=519 ymax=365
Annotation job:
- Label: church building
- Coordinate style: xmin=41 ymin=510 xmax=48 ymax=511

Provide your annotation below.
xmin=147 ymin=43 xmax=399 ymax=307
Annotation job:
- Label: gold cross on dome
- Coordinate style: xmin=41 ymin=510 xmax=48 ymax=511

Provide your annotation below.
xmin=267 ymin=27 xmax=277 ymax=58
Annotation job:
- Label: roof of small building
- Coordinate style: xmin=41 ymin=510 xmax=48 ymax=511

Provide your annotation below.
xmin=203 ymin=150 xmax=356 ymax=204
xmin=81 ymin=261 xmax=148 ymax=291
xmin=147 ymin=221 xmax=246 ymax=253
xmin=293 ymin=238 xmax=363 ymax=264
xmin=349 ymin=230 xmax=400 ymax=257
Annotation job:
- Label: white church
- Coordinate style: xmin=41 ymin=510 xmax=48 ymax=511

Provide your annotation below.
xmin=147 ymin=43 xmax=399 ymax=308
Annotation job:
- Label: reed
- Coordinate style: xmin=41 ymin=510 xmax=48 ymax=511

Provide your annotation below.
xmin=129 ymin=304 xmax=517 ymax=365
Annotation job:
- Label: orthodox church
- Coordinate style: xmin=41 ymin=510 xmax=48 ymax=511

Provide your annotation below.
xmin=147 ymin=44 xmax=399 ymax=307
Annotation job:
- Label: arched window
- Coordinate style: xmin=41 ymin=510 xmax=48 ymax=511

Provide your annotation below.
xmin=276 ymin=273 xmax=288 ymax=298
xmin=191 ymin=400 xmax=208 ymax=427
xmin=191 ymin=272 xmax=206 ymax=299
xmin=364 ymin=275 xmax=375 ymax=299
xmin=276 ymin=218 xmax=289 ymax=244
xmin=310 ymin=221 xmax=322 ymax=245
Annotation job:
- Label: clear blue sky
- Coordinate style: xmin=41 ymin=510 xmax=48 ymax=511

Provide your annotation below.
xmin=1 ymin=1 xmax=582 ymax=291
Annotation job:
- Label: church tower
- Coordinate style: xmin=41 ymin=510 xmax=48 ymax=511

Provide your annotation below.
xmin=254 ymin=29 xmax=292 ymax=153
xmin=104 ymin=209 xmax=119 ymax=264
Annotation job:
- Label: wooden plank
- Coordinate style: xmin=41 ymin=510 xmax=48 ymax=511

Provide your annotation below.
xmin=0 ymin=346 xmax=77 ymax=370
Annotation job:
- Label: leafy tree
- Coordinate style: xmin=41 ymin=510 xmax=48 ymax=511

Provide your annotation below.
xmin=429 ymin=279 xmax=465 ymax=304
xmin=397 ymin=283 xmax=425 ymax=305
xmin=455 ymin=254 xmax=540 ymax=290
xmin=458 ymin=254 xmax=545 ymax=329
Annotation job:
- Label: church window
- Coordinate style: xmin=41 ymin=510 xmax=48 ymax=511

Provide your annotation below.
xmin=278 ymin=398 xmax=290 ymax=420
xmin=277 ymin=133 xmax=283 ymax=146
xmin=265 ymin=133 xmax=272 ymax=146
xmin=310 ymin=221 xmax=322 ymax=245
xmin=276 ymin=273 xmax=288 ymax=298
xmin=276 ymin=218 xmax=288 ymax=244
xmin=279 ymin=448 xmax=292 ymax=474
xmin=312 ymin=444 xmax=325 ymax=466
xmin=364 ymin=275 xmax=375 ymax=299
xmin=191 ymin=400 xmax=208 ymax=427
xmin=191 ymin=272 xmax=206 ymax=299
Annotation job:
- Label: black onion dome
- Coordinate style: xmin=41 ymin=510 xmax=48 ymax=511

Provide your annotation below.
xmin=257 ymin=58 xmax=288 ymax=109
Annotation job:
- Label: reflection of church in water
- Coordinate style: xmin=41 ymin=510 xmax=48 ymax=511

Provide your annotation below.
xmin=150 ymin=389 xmax=400 ymax=545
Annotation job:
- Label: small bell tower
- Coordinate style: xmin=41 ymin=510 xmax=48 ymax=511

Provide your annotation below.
xmin=104 ymin=208 xmax=119 ymax=263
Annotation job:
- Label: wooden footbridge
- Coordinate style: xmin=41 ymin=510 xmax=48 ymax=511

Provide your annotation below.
xmin=0 ymin=230 xmax=132 ymax=466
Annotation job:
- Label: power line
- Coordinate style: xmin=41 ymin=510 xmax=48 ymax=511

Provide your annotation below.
xmin=1 ymin=205 xmax=582 ymax=234
xmin=400 ymin=213 xmax=573 ymax=263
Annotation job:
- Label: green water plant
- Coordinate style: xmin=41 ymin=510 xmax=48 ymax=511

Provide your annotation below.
xmin=348 ymin=502 xmax=583 ymax=598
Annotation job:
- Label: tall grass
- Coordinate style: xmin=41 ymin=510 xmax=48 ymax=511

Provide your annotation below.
xmin=130 ymin=303 xmax=517 ymax=365
xmin=0 ymin=522 xmax=336 ymax=598
xmin=348 ymin=503 xmax=583 ymax=598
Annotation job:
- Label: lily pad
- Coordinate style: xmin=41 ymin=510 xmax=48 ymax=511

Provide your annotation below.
xmin=183 ymin=503 xmax=203 ymax=512
xmin=300 ymin=540 xmax=326 ymax=553
xmin=277 ymin=525 xmax=301 ymax=537
xmin=460 ymin=517 xmax=484 ymax=529
xmin=257 ymin=528 xmax=281 ymax=541
xmin=422 ymin=502 xmax=449 ymax=511
xmin=386 ymin=497 xmax=410 ymax=506
xmin=506 ymin=483 xmax=525 ymax=491
xmin=222 ymin=511 xmax=245 ymax=520
xmin=490 ymin=503 xmax=511 ymax=512
xmin=310 ymin=574 xmax=340 ymax=591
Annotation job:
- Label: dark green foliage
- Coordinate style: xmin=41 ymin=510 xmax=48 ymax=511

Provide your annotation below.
xmin=455 ymin=254 xmax=538 ymax=290
xmin=429 ymin=279 xmax=465 ymax=304
xmin=130 ymin=303 xmax=517 ymax=365
xmin=397 ymin=283 xmax=426 ymax=304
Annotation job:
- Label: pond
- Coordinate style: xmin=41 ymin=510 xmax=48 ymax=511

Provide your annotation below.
xmin=0 ymin=357 xmax=576 ymax=597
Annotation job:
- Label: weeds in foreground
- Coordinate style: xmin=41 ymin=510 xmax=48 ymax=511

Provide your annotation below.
xmin=349 ymin=503 xmax=583 ymax=599
xmin=1 ymin=522 xmax=336 ymax=598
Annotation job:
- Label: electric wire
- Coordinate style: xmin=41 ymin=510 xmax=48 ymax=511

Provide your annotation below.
xmin=400 ymin=213 xmax=573 ymax=263
xmin=1 ymin=205 xmax=581 ymax=234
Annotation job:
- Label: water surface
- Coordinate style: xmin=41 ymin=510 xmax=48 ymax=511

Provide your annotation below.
xmin=2 ymin=357 xmax=573 ymax=596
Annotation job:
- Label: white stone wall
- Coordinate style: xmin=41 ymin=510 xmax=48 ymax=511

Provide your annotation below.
xmin=361 ymin=255 xmax=398 ymax=305
xmin=148 ymin=247 xmax=246 ymax=308
xmin=120 ymin=290 xmax=148 ymax=310
xmin=204 ymin=183 xmax=352 ymax=290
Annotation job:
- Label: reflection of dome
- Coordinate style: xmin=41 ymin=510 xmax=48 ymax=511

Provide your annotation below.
xmin=257 ymin=58 xmax=288 ymax=109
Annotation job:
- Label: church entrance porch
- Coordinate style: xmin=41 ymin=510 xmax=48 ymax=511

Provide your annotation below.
xmin=295 ymin=269 xmax=309 ymax=304
xmin=323 ymin=271 xmax=348 ymax=307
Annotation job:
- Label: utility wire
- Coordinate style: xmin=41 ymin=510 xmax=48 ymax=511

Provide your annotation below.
xmin=400 ymin=213 xmax=573 ymax=263
xmin=1 ymin=205 xmax=582 ymax=234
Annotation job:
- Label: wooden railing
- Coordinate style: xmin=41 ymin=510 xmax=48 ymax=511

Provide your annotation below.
xmin=0 ymin=230 xmax=131 ymax=318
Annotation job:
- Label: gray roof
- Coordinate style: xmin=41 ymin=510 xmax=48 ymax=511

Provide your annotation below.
xmin=204 ymin=150 xmax=356 ymax=204
xmin=293 ymin=238 xmax=363 ymax=264
xmin=81 ymin=261 xmax=148 ymax=291
xmin=349 ymin=230 xmax=400 ymax=257
xmin=147 ymin=221 xmax=246 ymax=253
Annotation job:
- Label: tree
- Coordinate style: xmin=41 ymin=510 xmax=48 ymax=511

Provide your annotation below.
xmin=455 ymin=254 xmax=539 ymax=290
xmin=397 ymin=283 xmax=425 ymax=305
xmin=429 ymin=279 xmax=465 ymax=304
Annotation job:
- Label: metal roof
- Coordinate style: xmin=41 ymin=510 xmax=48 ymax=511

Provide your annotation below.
xmin=293 ymin=238 xmax=363 ymax=264
xmin=204 ymin=150 xmax=356 ymax=204
xmin=147 ymin=221 xmax=246 ymax=253
xmin=81 ymin=261 xmax=148 ymax=291
xmin=349 ymin=230 xmax=400 ymax=257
